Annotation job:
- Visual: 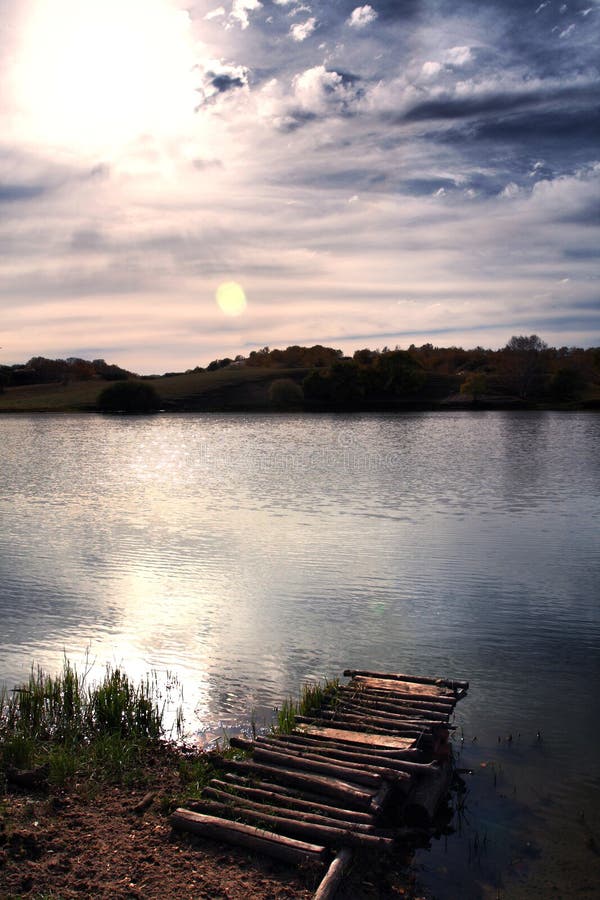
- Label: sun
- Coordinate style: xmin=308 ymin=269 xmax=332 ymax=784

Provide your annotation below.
xmin=12 ymin=0 xmax=198 ymax=153
xmin=216 ymin=282 xmax=247 ymax=317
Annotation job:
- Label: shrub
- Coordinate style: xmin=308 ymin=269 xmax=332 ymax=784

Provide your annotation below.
xmin=97 ymin=380 xmax=160 ymax=414
xmin=268 ymin=378 xmax=304 ymax=409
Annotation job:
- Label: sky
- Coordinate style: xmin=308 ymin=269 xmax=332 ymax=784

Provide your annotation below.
xmin=1 ymin=0 xmax=599 ymax=373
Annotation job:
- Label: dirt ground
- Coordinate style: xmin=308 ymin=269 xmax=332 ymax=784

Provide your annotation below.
xmin=0 ymin=749 xmax=423 ymax=900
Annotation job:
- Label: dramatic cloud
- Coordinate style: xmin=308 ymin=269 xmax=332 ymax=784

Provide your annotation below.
xmin=0 ymin=0 xmax=598 ymax=371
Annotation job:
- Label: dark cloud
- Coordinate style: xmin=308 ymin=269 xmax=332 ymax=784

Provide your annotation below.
xmin=0 ymin=183 xmax=48 ymax=203
xmin=211 ymin=73 xmax=247 ymax=92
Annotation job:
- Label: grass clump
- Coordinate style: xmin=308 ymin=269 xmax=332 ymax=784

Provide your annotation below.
xmin=0 ymin=659 xmax=182 ymax=786
xmin=275 ymin=677 xmax=339 ymax=735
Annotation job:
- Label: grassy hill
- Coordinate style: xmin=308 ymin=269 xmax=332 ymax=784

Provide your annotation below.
xmin=0 ymin=367 xmax=309 ymax=413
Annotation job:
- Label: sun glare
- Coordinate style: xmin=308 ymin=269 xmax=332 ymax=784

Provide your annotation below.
xmin=13 ymin=0 xmax=198 ymax=153
xmin=216 ymin=282 xmax=247 ymax=317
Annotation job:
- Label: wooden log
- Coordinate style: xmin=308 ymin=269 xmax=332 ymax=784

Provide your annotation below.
xmin=257 ymin=737 xmax=436 ymax=776
xmin=251 ymin=746 xmax=384 ymax=789
xmin=350 ymin=676 xmax=454 ymax=700
xmin=336 ymin=681 xmax=456 ymax=712
xmin=252 ymin=744 xmax=410 ymax=787
xmin=344 ymin=669 xmax=469 ymax=692
xmin=371 ymin=782 xmax=393 ymax=817
xmin=403 ymin=763 xmax=453 ymax=828
xmin=285 ymin=731 xmax=423 ymax=758
xmin=229 ymin=736 xmax=256 ymax=752
xmin=294 ymin=724 xmax=415 ymax=752
xmin=185 ymin=799 xmax=395 ymax=851
xmin=345 ymin=685 xmax=456 ymax=708
xmin=198 ymin=788 xmax=383 ymax=833
xmin=330 ymin=700 xmax=448 ymax=726
xmin=170 ymin=808 xmax=327 ymax=865
xmin=215 ymin=778 xmax=375 ymax=824
xmin=305 ymin=711 xmax=431 ymax=737
xmin=222 ymin=759 xmax=376 ymax=810
xmin=350 ymin=675 xmax=454 ymax=698
xmin=337 ymin=689 xmax=453 ymax=717
xmin=313 ymin=847 xmax=353 ymax=900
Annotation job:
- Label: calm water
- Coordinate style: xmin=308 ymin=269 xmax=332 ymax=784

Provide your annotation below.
xmin=1 ymin=412 xmax=599 ymax=898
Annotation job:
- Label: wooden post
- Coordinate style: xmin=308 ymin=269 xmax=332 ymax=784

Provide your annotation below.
xmin=313 ymin=847 xmax=353 ymax=900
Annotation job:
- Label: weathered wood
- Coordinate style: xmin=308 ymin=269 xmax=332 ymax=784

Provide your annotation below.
xmin=334 ymin=694 xmax=451 ymax=718
xmin=251 ymin=746 xmax=383 ymax=788
xmin=313 ymin=847 xmax=353 ymax=900
xmin=252 ymin=744 xmax=410 ymax=787
xmin=403 ymin=763 xmax=453 ymax=828
xmin=294 ymin=723 xmax=415 ymax=751
xmin=330 ymin=700 xmax=448 ymax=726
xmin=306 ymin=711 xmax=432 ymax=737
xmin=344 ymin=685 xmax=456 ymax=708
xmin=216 ymin=778 xmax=375 ymax=824
xmin=197 ymin=789 xmax=383 ymax=833
xmin=351 ymin=676 xmax=454 ymax=700
xmin=185 ymin=799 xmax=395 ymax=851
xmin=222 ymin=759 xmax=376 ymax=810
xmin=170 ymin=808 xmax=327 ymax=865
xmin=344 ymin=669 xmax=469 ymax=691
xmin=370 ymin=782 xmax=393 ymax=816
xmin=257 ymin=737 xmax=436 ymax=776
xmin=337 ymin=689 xmax=453 ymax=717
xmin=285 ymin=731 xmax=423 ymax=758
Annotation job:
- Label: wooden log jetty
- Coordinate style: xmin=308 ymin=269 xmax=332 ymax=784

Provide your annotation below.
xmin=171 ymin=667 xmax=468 ymax=898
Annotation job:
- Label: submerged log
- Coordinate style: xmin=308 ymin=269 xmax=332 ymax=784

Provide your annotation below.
xmin=344 ymin=669 xmax=469 ymax=692
xmin=187 ymin=799 xmax=395 ymax=850
xmin=215 ymin=778 xmax=375 ymax=824
xmin=222 ymin=759 xmax=376 ymax=810
xmin=170 ymin=808 xmax=327 ymax=865
xmin=313 ymin=847 xmax=353 ymax=900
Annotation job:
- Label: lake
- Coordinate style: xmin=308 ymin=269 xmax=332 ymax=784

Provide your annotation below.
xmin=1 ymin=411 xmax=599 ymax=898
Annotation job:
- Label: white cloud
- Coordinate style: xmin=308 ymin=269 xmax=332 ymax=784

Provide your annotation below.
xmin=347 ymin=5 xmax=378 ymax=29
xmin=289 ymin=17 xmax=316 ymax=41
xmin=422 ymin=61 xmax=442 ymax=78
xmin=205 ymin=6 xmax=226 ymax=19
xmin=444 ymin=46 xmax=473 ymax=66
xmin=230 ymin=0 xmax=262 ymax=30
xmin=535 ymin=2 xmax=549 ymax=12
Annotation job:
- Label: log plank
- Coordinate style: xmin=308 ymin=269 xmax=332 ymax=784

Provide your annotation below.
xmin=170 ymin=808 xmax=327 ymax=865
xmin=186 ymin=799 xmax=395 ymax=851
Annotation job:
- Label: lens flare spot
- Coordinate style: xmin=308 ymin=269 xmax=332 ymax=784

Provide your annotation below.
xmin=216 ymin=282 xmax=247 ymax=317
